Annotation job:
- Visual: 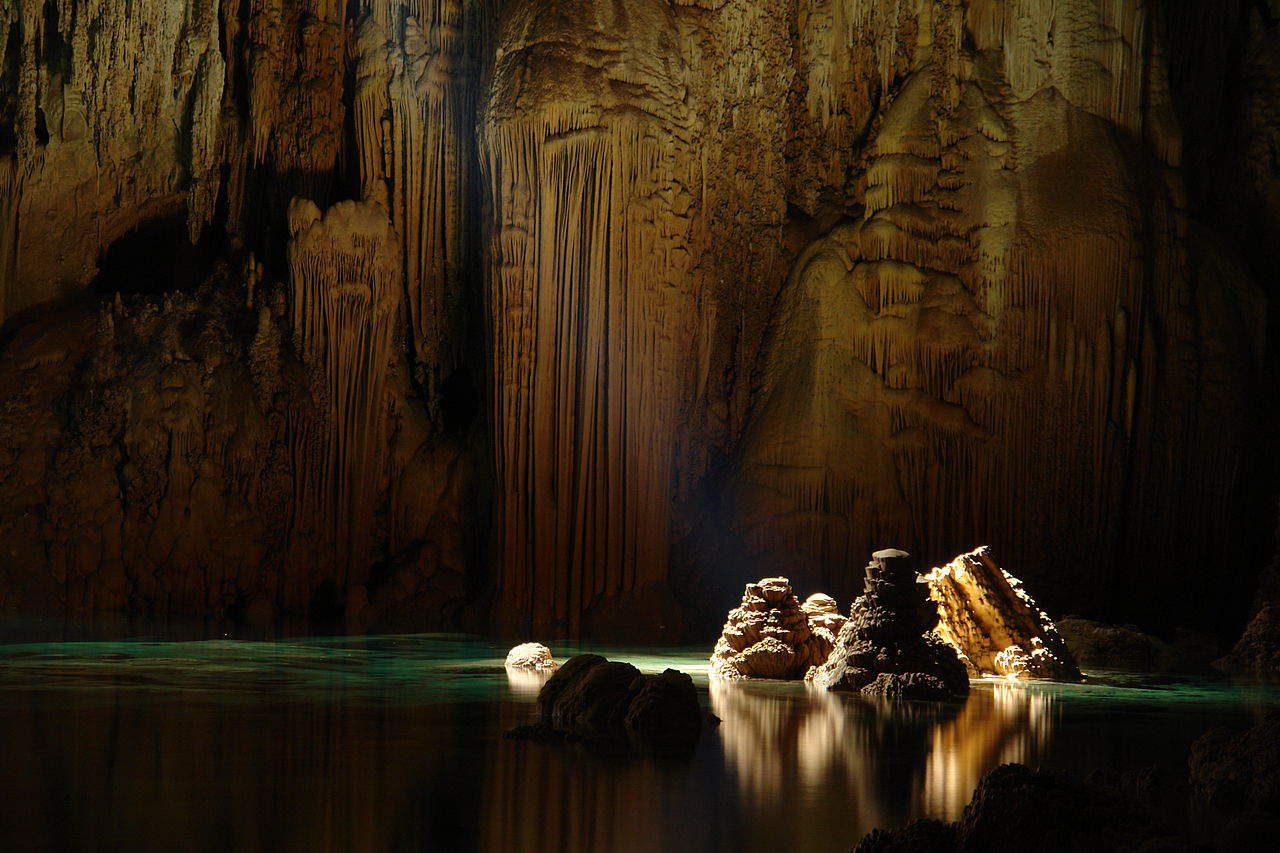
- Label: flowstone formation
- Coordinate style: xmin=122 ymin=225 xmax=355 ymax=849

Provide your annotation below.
xmin=710 ymin=578 xmax=845 ymax=680
xmin=0 ymin=0 xmax=1275 ymax=642
xmin=808 ymin=550 xmax=969 ymax=700
xmin=926 ymin=548 xmax=1082 ymax=681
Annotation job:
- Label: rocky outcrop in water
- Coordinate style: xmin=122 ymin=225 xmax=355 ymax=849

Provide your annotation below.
xmin=926 ymin=547 xmax=1081 ymax=681
xmin=1191 ymin=710 xmax=1280 ymax=817
xmin=854 ymin=763 xmax=1186 ymax=852
xmin=807 ymin=550 xmax=968 ymax=700
xmin=1059 ymin=618 xmax=1219 ymax=673
xmin=505 ymin=654 xmax=703 ymax=754
xmin=504 ymin=643 xmax=557 ymax=671
xmin=710 ymin=578 xmax=844 ymax=680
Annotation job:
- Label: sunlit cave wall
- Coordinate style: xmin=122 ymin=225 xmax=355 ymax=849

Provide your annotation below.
xmin=0 ymin=0 xmax=1275 ymax=638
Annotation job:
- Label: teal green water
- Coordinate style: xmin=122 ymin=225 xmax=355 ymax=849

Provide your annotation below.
xmin=0 ymin=628 xmax=1275 ymax=852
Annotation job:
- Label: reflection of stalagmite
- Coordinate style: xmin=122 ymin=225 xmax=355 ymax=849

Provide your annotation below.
xmin=921 ymin=682 xmax=1055 ymax=817
xmin=287 ymin=199 xmax=402 ymax=589
xmin=926 ymin=547 xmax=1082 ymax=681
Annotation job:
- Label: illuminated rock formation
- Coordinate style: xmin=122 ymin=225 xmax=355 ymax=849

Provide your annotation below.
xmin=802 ymin=594 xmax=848 ymax=637
xmin=710 ymin=578 xmax=843 ymax=681
xmin=808 ymin=550 xmax=969 ymax=700
xmin=504 ymin=642 xmax=557 ymax=671
xmin=925 ymin=548 xmax=1081 ymax=681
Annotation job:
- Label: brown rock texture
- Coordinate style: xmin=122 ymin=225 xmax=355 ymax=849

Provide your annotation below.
xmin=709 ymin=578 xmax=844 ymax=680
xmin=926 ymin=547 xmax=1082 ymax=681
xmin=506 ymin=653 xmax=704 ymax=754
xmin=808 ymin=549 xmax=969 ymax=700
xmin=0 ymin=0 xmax=1276 ymax=639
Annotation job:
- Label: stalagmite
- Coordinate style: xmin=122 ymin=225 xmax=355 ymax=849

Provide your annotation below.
xmin=710 ymin=579 xmax=845 ymax=681
xmin=286 ymin=198 xmax=402 ymax=591
xmin=808 ymin=550 xmax=970 ymax=700
xmin=925 ymin=547 xmax=1083 ymax=681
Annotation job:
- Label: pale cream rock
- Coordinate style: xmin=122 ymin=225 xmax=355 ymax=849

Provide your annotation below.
xmin=711 ymin=578 xmax=844 ymax=680
xmin=504 ymin=642 xmax=558 ymax=671
xmin=926 ymin=547 xmax=1082 ymax=681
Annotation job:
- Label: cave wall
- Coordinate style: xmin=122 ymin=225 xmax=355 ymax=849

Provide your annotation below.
xmin=0 ymin=0 xmax=1274 ymax=638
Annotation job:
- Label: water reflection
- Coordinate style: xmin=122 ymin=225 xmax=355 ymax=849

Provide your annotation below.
xmin=710 ymin=679 xmax=1055 ymax=836
xmin=0 ymin=634 xmax=1265 ymax=853
xmin=504 ymin=666 xmax=552 ymax=698
xmin=921 ymin=682 xmax=1056 ymax=815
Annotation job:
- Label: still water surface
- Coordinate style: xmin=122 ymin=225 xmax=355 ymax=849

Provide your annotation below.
xmin=0 ymin=625 xmax=1275 ymax=852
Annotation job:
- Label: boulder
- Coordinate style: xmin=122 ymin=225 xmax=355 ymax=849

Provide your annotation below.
xmin=504 ymin=642 xmax=558 ymax=671
xmin=854 ymin=763 xmax=1186 ymax=852
xmin=1190 ymin=710 xmax=1280 ymax=817
xmin=506 ymin=653 xmax=703 ymax=754
xmin=1215 ymin=603 xmax=1280 ymax=674
xmin=807 ymin=549 xmax=969 ymax=700
xmin=709 ymin=578 xmax=844 ymax=680
xmin=925 ymin=547 xmax=1082 ymax=681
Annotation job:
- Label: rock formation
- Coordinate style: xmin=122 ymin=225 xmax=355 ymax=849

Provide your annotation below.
xmin=1059 ymin=617 xmax=1220 ymax=673
xmin=925 ymin=547 xmax=1081 ymax=681
xmin=505 ymin=654 xmax=703 ymax=754
xmin=853 ymin=763 xmax=1186 ymax=852
xmin=709 ymin=578 xmax=844 ymax=680
xmin=0 ymin=0 xmax=1276 ymax=642
xmin=504 ymin=642 xmax=556 ymax=671
xmin=286 ymin=199 xmax=401 ymax=594
xmin=1190 ymin=710 xmax=1280 ymax=819
xmin=808 ymin=550 xmax=969 ymax=700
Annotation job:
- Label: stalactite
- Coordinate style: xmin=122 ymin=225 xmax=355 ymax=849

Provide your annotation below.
xmin=481 ymin=108 xmax=699 ymax=631
xmin=286 ymin=198 xmax=402 ymax=591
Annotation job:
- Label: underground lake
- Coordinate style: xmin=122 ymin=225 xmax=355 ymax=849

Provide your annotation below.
xmin=0 ymin=623 xmax=1274 ymax=852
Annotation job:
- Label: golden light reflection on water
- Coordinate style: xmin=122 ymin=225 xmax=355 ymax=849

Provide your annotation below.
xmin=710 ymin=679 xmax=1054 ymax=831
xmin=7 ymin=636 xmax=1243 ymax=853
xmin=921 ymin=681 xmax=1056 ymax=816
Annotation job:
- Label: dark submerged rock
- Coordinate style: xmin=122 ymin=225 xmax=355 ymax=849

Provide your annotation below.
xmin=1190 ymin=709 xmax=1280 ymax=816
xmin=854 ymin=763 xmax=1186 ymax=852
xmin=808 ymin=549 xmax=968 ymax=700
xmin=507 ymin=653 xmax=703 ymax=754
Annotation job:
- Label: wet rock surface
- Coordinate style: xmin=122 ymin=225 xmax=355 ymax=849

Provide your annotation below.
xmin=710 ymin=578 xmax=843 ymax=680
xmin=505 ymin=654 xmax=703 ymax=754
xmin=807 ymin=550 xmax=969 ymax=700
